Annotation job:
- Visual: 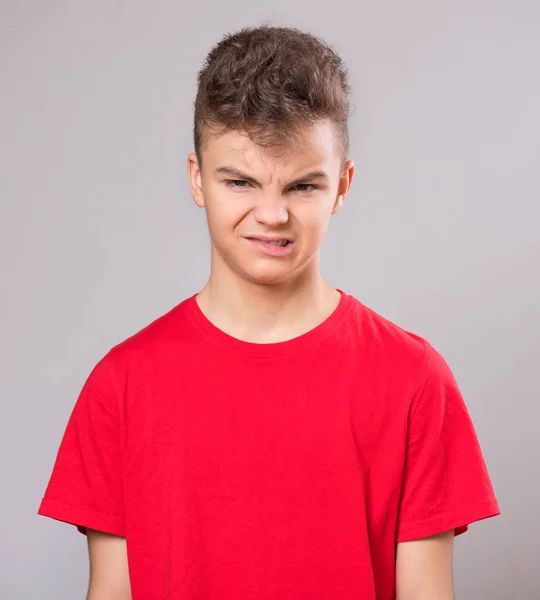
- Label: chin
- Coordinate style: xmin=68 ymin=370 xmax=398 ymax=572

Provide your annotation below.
xmin=216 ymin=245 xmax=306 ymax=286
xmin=239 ymin=264 xmax=297 ymax=286
xmin=244 ymin=271 xmax=291 ymax=286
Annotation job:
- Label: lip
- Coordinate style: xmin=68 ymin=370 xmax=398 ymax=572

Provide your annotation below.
xmin=244 ymin=237 xmax=295 ymax=257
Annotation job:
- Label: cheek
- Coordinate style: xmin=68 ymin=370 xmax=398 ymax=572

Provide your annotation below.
xmin=295 ymin=206 xmax=333 ymax=242
xmin=205 ymin=193 xmax=247 ymax=233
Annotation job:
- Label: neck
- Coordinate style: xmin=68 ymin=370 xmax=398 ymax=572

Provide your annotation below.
xmin=196 ymin=251 xmax=340 ymax=344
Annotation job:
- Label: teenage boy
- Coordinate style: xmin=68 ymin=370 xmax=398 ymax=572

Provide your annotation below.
xmin=39 ymin=25 xmax=500 ymax=600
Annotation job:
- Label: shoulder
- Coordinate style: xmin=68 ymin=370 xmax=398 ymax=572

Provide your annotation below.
xmin=343 ymin=293 xmax=460 ymax=405
xmin=91 ymin=295 xmax=196 ymax=379
xmin=347 ymin=294 xmax=461 ymax=406
xmin=345 ymin=293 xmax=434 ymax=377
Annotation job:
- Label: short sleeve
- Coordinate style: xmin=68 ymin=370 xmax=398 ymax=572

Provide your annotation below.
xmin=38 ymin=351 xmax=126 ymax=536
xmin=396 ymin=343 xmax=500 ymax=543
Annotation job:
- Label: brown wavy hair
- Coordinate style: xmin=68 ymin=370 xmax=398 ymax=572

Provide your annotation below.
xmin=193 ymin=24 xmax=351 ymax=169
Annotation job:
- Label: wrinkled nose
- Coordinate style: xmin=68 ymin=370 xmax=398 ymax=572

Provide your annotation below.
xmin=252 ymin=194 xmax=289 ymax=228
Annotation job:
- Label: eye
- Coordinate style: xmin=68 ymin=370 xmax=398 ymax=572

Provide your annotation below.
xmin=225 ymin=180 xmax=317 ymax=193
xmin=226 ymin=179 xmax=250 ymax=189
xmin=291 ymin=183 xmax=317 ymax=193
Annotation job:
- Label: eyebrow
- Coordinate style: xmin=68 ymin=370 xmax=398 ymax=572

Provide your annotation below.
xmin=215 ymin=166 xmax=329 ymax=187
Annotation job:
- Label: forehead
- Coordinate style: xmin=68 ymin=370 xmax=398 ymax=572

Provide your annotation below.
xmin=202 ymin=120 xmax=341 ymax=175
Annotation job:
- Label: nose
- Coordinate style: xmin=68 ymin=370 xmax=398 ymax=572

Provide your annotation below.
xmin=252 ymin=193 xmax=289 ymax=228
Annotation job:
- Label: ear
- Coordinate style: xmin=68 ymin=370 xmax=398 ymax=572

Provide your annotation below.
xmin=187 ymin=153 xmax=205 ymax=208
xmin=332 ymin=159 xmax=355 ymax=215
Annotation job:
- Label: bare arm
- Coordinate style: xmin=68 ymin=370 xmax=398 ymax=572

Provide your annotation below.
xmin=86 ymin=529 xmax=131 ymax=600
xmin=395 ymin=529 xmax=455 ymax=600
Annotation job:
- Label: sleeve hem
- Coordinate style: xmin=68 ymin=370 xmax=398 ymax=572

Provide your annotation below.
xmin=38 ymin=497 xmax=126 ymax=537
xmin=396 ymin=497 xmax=500 ymax=543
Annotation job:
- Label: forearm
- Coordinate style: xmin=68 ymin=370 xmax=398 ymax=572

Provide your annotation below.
xmin=86 ymin=529 xmax=131 ymax=600
xmin=86 ymin=583 xmax=132 ymax=600
xmin=395 ymin=530 xmax=455 ymax=600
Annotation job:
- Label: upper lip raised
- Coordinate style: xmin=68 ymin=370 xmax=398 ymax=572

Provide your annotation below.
xmin=246 ymin=235 xmax=293 ymax=242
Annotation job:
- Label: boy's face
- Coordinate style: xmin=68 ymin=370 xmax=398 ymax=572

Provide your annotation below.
xmin=188 ymin=120 xmax=354 ymax=286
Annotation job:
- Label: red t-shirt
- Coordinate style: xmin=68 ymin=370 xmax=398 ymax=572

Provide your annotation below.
xmin=38 ymin=291 xmax=500 ymax=599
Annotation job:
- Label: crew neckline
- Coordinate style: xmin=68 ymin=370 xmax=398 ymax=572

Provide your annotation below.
xmin=183 ymin=289 xmax=354 ymax=358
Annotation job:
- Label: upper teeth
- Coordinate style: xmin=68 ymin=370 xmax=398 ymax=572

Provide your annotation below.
xmin=267 ymin=240 xmax=288 ymax=246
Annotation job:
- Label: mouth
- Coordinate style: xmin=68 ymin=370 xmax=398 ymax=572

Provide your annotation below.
xmin=246 ymin=237 xmax=292 ymax=247
xmin=252 ymin=239 xmax=290 ymax=247
xmin=244 ymin=237 xmax=295 ymax=256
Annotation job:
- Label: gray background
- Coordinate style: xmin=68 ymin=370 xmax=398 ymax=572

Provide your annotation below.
xmin=1 ymin=1 xmax=538 ymax=598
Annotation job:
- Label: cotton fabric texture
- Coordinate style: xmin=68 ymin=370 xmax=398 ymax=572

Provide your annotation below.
xmin=39 ymin=291 xmax=500 ymax=599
